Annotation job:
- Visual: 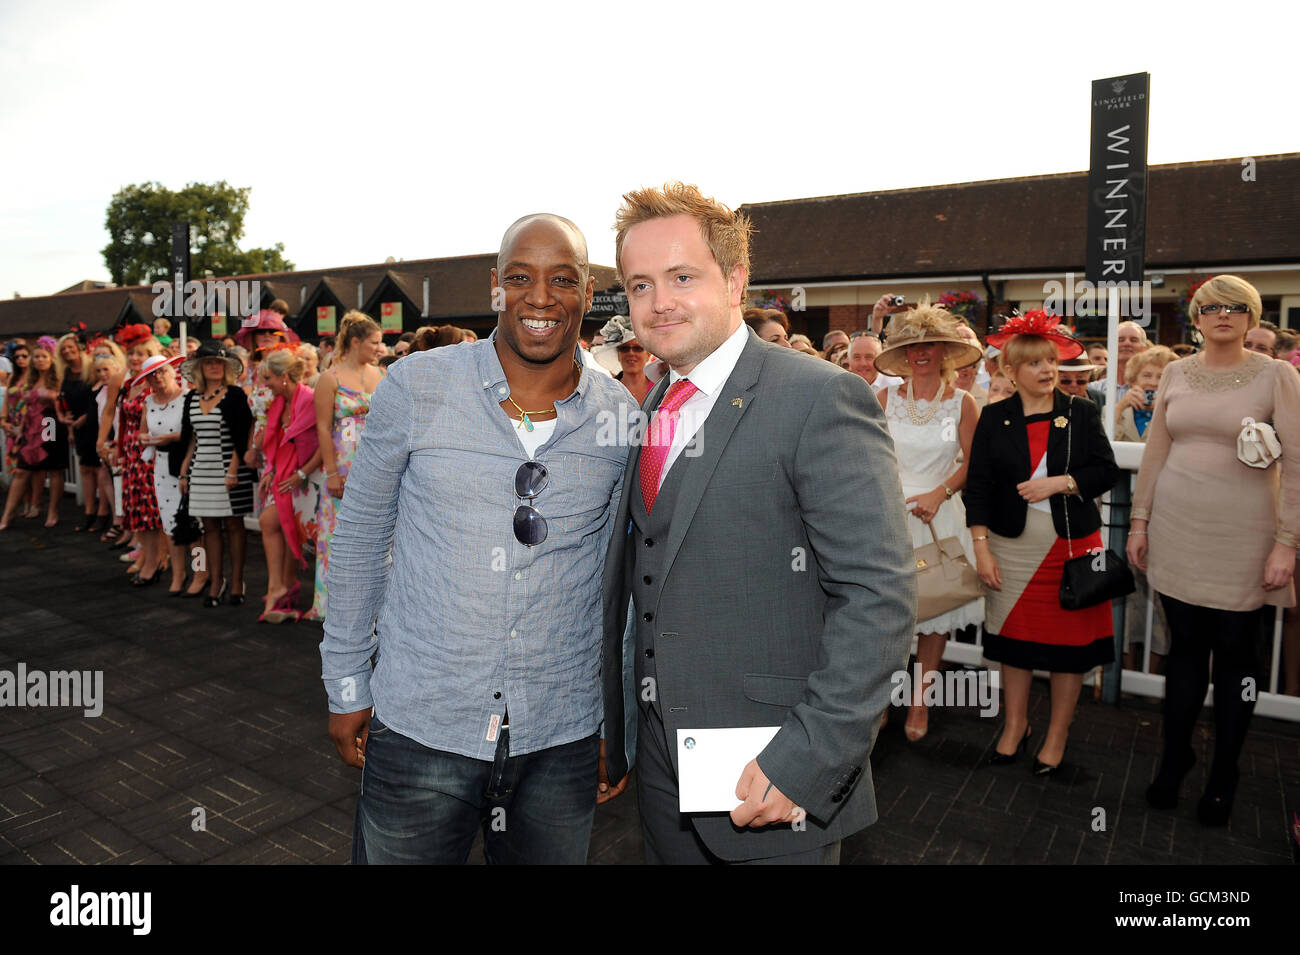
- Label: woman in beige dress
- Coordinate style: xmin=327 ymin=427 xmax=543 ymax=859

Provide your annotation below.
xmin=1128 ymin=274 xmax=1300 ymax=826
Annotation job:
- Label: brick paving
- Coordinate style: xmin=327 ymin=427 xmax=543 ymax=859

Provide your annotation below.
xmin=2 ymin=499 xmax=1297 ymax=865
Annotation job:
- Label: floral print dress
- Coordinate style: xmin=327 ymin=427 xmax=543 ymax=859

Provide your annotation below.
xmin=306 ymin=384 xmax=372 ymax=621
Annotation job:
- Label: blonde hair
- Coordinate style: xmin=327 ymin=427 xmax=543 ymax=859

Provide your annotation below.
xmin=260 ymin=347 xmax=306 ymax=383
xmin=57 ymin=333 xmax=93 ymax=381
xmin=1124 ymin=345 xmax=1177 ymax=385
xmin=1190 ymin=274 xmax=1263 ymax=330
xmin=1000 ymin=334 xmax=1059 ymax=373
xmin=91 ymin=339 xmax=126 ymax=366
xmin=337 ymin=310 xmax=381 ymax=359
xmin=615 ymin=182 xmax=753 ymax=300
xmin=882 ymin=301 xmax=965 ymax=387
xmin=130 ymin=338 xmax=165 ymax=361
xmin=93 ymin=353 xmax=124 ymax=376
xmin=187 ymin=354 xmax=239 ymax=388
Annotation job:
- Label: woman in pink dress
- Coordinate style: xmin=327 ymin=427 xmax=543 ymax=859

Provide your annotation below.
xmin=257 ymin=346 xmax=322 ymax=623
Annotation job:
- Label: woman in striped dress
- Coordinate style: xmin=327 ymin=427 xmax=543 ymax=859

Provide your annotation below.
xmin=179 ymin=344 xmax=255 ymax=607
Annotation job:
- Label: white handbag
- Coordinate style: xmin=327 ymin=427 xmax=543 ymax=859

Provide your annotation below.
xmin=1237 ymin=416 xmax=1281 ymax=468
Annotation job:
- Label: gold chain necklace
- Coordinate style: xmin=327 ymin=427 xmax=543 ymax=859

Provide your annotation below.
xmin=503 ymin=359 xmax=582 ymax=432
xmin=505 ymin=396 xmax=556 ymax=432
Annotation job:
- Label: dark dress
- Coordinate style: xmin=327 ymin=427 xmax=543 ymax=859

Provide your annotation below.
xmin=61 ymin=374 xmax=99 ymax=467
xmin=16 ymin=385 xmax=68 ymax=472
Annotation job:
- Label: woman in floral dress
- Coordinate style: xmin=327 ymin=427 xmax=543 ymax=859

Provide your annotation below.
xmin=307 ymin=311 xmax=384 ymax=621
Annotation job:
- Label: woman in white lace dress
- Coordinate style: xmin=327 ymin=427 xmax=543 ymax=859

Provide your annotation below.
xmin=875 ymin=305 xmax=985 ymax=741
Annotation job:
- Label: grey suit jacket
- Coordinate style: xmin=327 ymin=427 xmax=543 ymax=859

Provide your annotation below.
xmin=601 ymin=328 xmax=916 ymax=860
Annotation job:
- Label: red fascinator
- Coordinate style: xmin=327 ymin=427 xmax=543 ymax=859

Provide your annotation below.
xmin=985 ymin=309 xmax=1084 ymax=361
xmin=115 ymin=323 xmax=154 ymax=350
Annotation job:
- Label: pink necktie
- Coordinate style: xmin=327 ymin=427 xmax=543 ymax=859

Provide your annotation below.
xmin=640 ymin=379 xmax=698 ymax=513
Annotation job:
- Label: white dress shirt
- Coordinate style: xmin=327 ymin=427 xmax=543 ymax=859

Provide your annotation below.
xmin=657 ymin=322 xmax=750 ymax=490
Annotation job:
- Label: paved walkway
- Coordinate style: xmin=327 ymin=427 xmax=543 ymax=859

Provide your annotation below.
xmin=2 ymin=500 xmax=1297 ymax=864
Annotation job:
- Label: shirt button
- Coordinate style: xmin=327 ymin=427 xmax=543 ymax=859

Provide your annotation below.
xmin=498 ymin=386 xmax=507 ymax=395
xmin=514 ymin=572 xmax=521 ymax=580
xmin=643 ymin=611 xmax=654 ymax=622
xmin=509 ymin=629 xmax=516 ymax=638
xmin=482 ymin=381 xmax=490 ymax=387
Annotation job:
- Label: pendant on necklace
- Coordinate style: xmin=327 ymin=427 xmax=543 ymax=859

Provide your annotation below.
xmin=521 ymin=413 xmax=534 ymax=432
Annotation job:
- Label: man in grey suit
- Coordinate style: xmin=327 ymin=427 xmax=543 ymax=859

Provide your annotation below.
xmin=598 ymin=182 xmax=917 ymax=864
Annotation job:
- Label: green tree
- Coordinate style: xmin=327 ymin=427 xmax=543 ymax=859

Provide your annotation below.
xmin=102 ymin=181 xmax=294 ymax=286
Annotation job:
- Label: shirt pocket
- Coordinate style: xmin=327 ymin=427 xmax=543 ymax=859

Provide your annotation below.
xmin=540 ymin=449 xmax=625 ymax=535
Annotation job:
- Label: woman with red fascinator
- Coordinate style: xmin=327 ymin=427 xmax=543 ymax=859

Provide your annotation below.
xmin=965 ymin=310 xmax=1120 ymax=775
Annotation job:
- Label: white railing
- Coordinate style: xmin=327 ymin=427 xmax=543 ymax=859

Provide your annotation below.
xmin=935 ymin=441 xmax=1300 ymax=722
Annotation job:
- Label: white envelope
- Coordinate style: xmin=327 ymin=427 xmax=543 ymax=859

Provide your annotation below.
xmin=676 ymin=726 xmax=781 ymax=813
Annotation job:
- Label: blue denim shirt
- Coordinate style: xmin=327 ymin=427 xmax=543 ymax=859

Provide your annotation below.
xmin=320 ymin=333 xmax=637 ymax=759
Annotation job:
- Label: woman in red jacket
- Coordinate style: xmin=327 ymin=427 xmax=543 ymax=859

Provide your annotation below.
xmin=257 ymin=346 xmax=322 ymax=622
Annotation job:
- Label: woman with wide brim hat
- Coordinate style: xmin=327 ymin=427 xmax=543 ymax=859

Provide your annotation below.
xmin=874 ymin=303 xmax=985 ymax=742
xmin=178 ymin=342 xmax=257 ymax=607
xmin=599 ymin=315 xmax=656 ymax=403
xmin=233 ymin=310 xmax=300 ymax=351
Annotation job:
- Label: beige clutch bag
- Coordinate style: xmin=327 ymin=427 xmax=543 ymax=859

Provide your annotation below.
xmin=1237 ymin=416 xmax=1281 ymax=468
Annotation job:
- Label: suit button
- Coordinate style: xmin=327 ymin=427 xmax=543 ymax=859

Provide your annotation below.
xmin=644 ymin=538 xmax=655 ymax=547
xmin=643 ymin=575 xmax=652 ymax=585
xmin=644 ymin=648 xmax=654 ymax=658
xmin=643 ymin=611 xmax=654 ymax=622
xmin=831 ymin=793 xmax=843 ymax=804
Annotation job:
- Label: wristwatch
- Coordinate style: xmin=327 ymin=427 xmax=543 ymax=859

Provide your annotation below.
xmin=296 ymin=469 xmax=307 ymax=483
xmin=1065 ymin=474 xmax=1077 ymax=495
xmin=942 ymin=483 xmax=955 ymax=499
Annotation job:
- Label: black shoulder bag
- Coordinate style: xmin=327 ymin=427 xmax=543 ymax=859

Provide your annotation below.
xmin=1059 ymin=396 xmax=1136 ymax=610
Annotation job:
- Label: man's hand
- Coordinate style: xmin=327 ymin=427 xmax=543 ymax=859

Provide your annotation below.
xmin=329 ymin=709 xmax=371 ymax=768
xmin=731 ymin=759 xmax=802 ymax=828
xmin=596 ymin=738 xmax=629 ymax=805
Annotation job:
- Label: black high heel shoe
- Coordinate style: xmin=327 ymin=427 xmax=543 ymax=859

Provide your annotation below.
xmin=1032 ymin=749 xmax=1066 ymax=777
xmin=131 ymin=567 xmax=161 ymax=587
xmin=1146 ymin=748 xmax=1197 ymax=810
xmin=203 ymin=579 xmax=228 ymax=608
xmin=1197 ymin=770 xmax=1238 ymax=827
xmin=228 ymin=584 xmax=246 ymax=607
xmin=987 ymin=725 xmax=1032 ymax=765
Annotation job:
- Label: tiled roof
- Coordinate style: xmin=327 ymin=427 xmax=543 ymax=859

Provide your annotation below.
xmin=739 ymin=153 xmax=1300 ymax=283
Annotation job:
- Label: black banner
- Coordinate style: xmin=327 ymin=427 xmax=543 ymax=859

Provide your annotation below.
xmin=1083 ymin=73 xmax=1150 ymax=329
xmin=168 ymin=222 xmax=191 ymax=287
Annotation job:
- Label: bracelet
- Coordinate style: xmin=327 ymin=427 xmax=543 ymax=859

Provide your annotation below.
xmin=1129 ymin=530 xmax=1146 ymax=536
xmin=942 ymin=484 xmax=955 ymax=499
xmin=296 ymin=469 xmax=307 ymax=482
xmin=326 ymin=471 xmax=338 ymax=477
xmin=972 ymin=535 xmax=989 ymax=541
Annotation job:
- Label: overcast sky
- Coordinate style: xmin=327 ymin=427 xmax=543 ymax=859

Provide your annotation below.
xmin=1 ymin=0 xmax=1296 ymax=299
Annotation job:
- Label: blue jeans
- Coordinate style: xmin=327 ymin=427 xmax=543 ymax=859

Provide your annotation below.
xmin=352 ymin=714 xmax=600 ymax=864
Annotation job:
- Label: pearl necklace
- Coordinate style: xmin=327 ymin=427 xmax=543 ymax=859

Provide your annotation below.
xmin=904 ymin=383 xmax=942 ymax=425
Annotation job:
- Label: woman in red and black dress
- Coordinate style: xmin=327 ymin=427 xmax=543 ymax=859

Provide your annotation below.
xmin=118 ymin=334 xmax=167 ymax=581
xmin=965 ymin=311 xmax=1119 ymax=775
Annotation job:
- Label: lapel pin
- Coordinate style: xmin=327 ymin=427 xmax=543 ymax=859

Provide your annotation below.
xmin=1053 ymin=416 xmax=1068 ymax=428
xmin=732 ymin=398 xmax=744 ymax=408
